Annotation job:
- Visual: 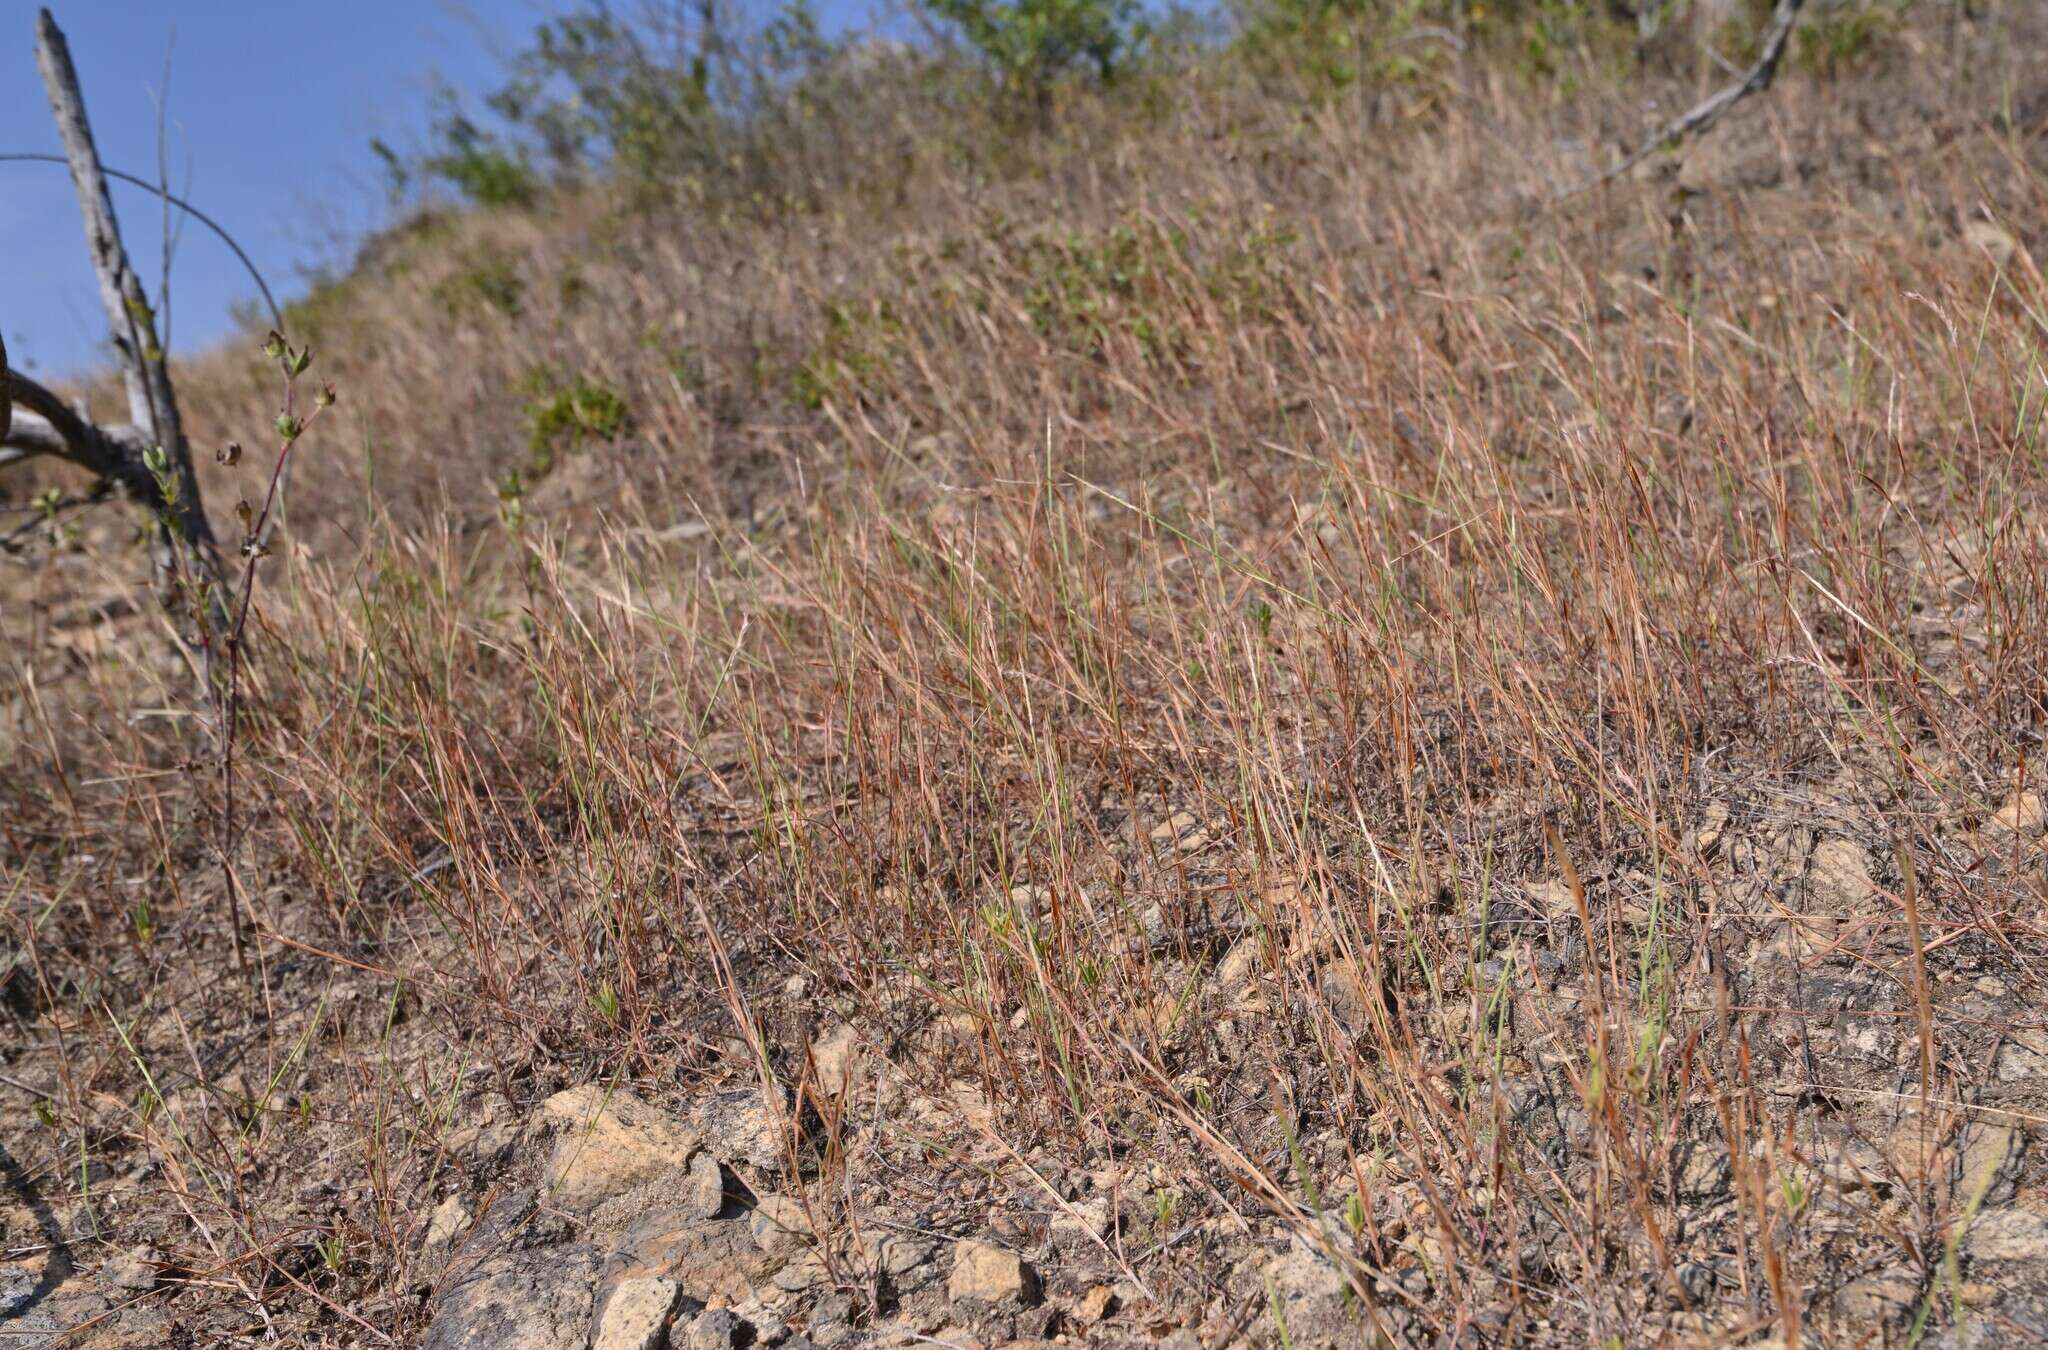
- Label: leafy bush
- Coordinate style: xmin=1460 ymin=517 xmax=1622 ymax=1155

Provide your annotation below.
xmin=488 ymin=7 xmax=717 ymax=185
xmin=921 ymin=0 xmax=1150 ymax=120
xmin=523 ymin=372 xmax=631 ymax=475
xmin=431 ymin=246 xmax=526 ymax=320
xmin=382 ymin=1 xmax=849 ymax=211
xmin=792 ymin=299 xmax=904 ymax=409
xmin=1233 ymin=0 xmax=1386 ymax=92
xmin=1796 ymin=0 xmax=1899 ymax=76
xmin=421 ymin=112 xmax=537 ymax=208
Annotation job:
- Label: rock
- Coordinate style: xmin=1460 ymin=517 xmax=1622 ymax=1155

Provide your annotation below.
xmin=424 ymin=1195 xmax=473 ymax=1253
xmin=1321 ymin=961 xmax=1379 ymax=1033
xmin=1965 ymin=1204 xmax=2048 ymax=1262
xmin=751 ymin=1196 xmax=814 ymax=1259
xmin=1075 ymin=1285 xmax=1116 ymax=1323
xmin=1989 ymin=791 xmax=2045 ymax=834
xmin=1050 ymin=1197 xmax=1112 ymax=1252
xmin=1963 ymin=220 xmax=2022 ymax=269
xmin=702 ymin=1091 xmax=785 ymax=1174
xmin=810 ymin=1024 xmax=864 ymax=1090
xmin=104 ymin=1245 xmax=162 ymax=1292
xmin=681 ymin=1151 xmax=726 ymax=1221
xmin=683 ymin=1308 xmax=741 ymax=1350
xmin=1996 ymin=1029 xmax=2048 ymax=1082
xmin=1960 ymin=1123 xmax=2019 ymax=1207
xmin=772 ymin=1254 xmax=830 ymax=1292
xmin=594 ymin=1275 xmax=684 ymax=1350
xmin=948 ymin=1240 xmax=1039 ymax=1309
xmin=541 ymin=1085 xmax=700 ymax=1212
xmin=1809 ymin=838 xmax=1875 ymax=908
xmin=1214 ymin=936 xmax=1261 ymax=991
xmin=425 ymin=1238 xmax=602 ymax=1350
xmin=1833 ymin=1264 xmax=1916 ymax=1322
xmin=1263 ymin=1236 xmax=1354 ymax=1339
xmin=609 ymin=1208 xmax=767 ymax=1307
xmin=728 ymin=1299 xmax=788 ymax=1346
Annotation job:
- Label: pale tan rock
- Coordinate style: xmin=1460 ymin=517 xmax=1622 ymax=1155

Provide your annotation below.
xmin=948 ymin=1239 xmax=1039 ymax=1308
xmin=1965 ymin=1204 xmax=2048 ymax=1262
xmin=1809 ymin=838 xmax=1875 ymax=908
xmin=541 ymin=1084 xmax=699 ymax=1211
xmin=750 ymin=1195 xmax=813 ymax=1259
xmin=1215 ymin=936 xmax=1261 ymax=991
xmin=423 ymin=1194 xmax=472 ymax=1251
xmin=1834 ymin=1264 xmax=1916 ymax=1321
xmin=594 ymin=1275 xmax=683 ymax=1350
xmin=1075 ymin=1285 xmax=1116 ymax=1323
xmin=810 ymin=1023 xmax=864 ymax=1089
xmin=680 ymin=1150 xmax=725 ymax=1220
xmin=1963 ymin=220 xmax=2022 ymax=269
xmin=1989 ymin=791 xmax=2045 ymax=835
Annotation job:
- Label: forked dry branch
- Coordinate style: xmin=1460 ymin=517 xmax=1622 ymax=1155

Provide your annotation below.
xmin=1572 ymin=0 xmax=1810 ymax=194
xmin=2 ymin=8 xmax=219 ymax=593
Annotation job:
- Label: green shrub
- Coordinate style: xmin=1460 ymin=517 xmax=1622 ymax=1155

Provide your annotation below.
xmin=1796 ymin=0 xmax=1898 ymax=76
xmin=921 ymin=0 xmax=1150 ymax=120
xmin=1234 ymin=0 xmax=1383 ymax=92
xmin=422 ymin=112 xmax=537 ymax=208
xmin=523 ymin=372 xmax=632 ymax=475
xmin=791 ymin=299 xmax=904 ymax=409
xmin=1019 ymin=218 xmax=1179 ymax=357
xmin=431 ymin=247 xmax=526 ymax=320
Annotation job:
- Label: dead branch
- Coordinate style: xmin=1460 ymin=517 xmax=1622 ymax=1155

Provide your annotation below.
xmin=1569 ymin=0 xmax=1809 ymax=197
xmin=20 ymin=7 xmax=220 ymax=594
xmin=2 ymin=344 xmax=159 ymax=499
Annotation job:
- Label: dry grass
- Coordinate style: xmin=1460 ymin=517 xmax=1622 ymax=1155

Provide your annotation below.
xmin=6 ymin=7 xmax=2048 ymax=1344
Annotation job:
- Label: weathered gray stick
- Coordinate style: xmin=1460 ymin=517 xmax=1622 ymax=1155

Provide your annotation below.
xmin=1568 ymin=0 xmax=1809 ymax=197
xmin=30 ymin=6 xmax=219 ymax=587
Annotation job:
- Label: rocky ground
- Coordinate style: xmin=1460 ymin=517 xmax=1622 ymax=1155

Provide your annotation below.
xmin=9 ymin=6 xmax=2048 ymax=1346
xmin=9 ymin=780 xmax=2048 ymax=1346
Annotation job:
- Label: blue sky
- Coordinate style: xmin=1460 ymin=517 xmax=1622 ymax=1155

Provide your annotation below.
xmin=2 ymin=1 xmax=878 ymax=378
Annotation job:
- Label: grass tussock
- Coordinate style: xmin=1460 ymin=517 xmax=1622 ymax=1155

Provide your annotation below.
xmin=6 ymin=3 xmax=2048 ymax=1344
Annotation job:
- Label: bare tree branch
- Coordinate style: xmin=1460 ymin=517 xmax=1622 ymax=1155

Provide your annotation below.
xmin=33 ymin=6 xmax=219 ymax=587
xmin=2 ymin=362 xmax=156 ymax=498
xmin=1567 ymin=0 xmax=1809 ymax=197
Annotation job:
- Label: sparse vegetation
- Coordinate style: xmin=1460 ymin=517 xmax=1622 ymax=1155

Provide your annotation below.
xmin=5 ymin=1 xmax=2048 ymax=1346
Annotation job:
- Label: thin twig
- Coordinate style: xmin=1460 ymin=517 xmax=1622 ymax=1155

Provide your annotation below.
xmin=0 ymin=153 xmax=284 ymax=332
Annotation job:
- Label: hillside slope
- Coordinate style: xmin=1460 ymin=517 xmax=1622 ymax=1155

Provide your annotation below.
xmin=6 ymin=6 xmax=2048 ymax=1345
